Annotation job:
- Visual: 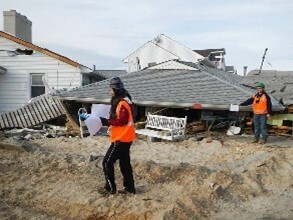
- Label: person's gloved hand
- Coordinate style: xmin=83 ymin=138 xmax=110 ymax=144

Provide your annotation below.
xmin=100 ymin=117 xmax=109 ymax=126
xmin=79 ymin=113 xmax=90 ymax=121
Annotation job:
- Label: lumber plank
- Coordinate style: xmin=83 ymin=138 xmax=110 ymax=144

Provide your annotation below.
xmin=23 ymin=105 xmax=35 ymax=126
xmin=20 ymin=108 xmax=32 ymax=127
xmin=0 ymin=115 xmax=6 ymax=128
xmin=31 ymin=102 xmax=45 ymax=122
xmin=5 ymin=112 xmax=14 ymax=128
xmin=35 ymin=101 xmax=49 ymax=121
xmin=38 ymin=98 xmax=52 ymax=120
xmin=44 ymin=97 xmax=58 ymax=118
xmin=3 ymin=113 xmax=12 ymax=128
xmin=16 ymin=109 xmax=28 ymax=127
xmin=51 ymin=98 xmax=63 ymax=116
xmin=12 ymin=111 xmax=22 ymax=127
xmin=27 ymin=104 xmax=40 ymax=124
xmin=8 ymin=111 xmax=19 ymax=128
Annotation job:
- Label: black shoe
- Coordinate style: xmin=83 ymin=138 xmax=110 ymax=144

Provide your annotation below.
xmin=97 ymin=187 xmax=116 ymax=195
xmin=118 ymin=189 xmax=136 ymax=194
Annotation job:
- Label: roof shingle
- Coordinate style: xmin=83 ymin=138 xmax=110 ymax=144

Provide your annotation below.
xmin=242 ymin=70 xmax=293 ymax=105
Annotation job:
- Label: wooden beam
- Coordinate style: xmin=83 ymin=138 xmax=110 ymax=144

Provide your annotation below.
xmin=35 ymin=101 xmax=49 ymax=121
xmin=12 ymin=111 xmax=22 ymax=127
xmin=23 ymin=105 xmax=35 ymax=126
xmin=44 ymin=97 xmax=58 ymax=118
xmin=0 ymin=115 xmax=6 ymax=128
xmin=20 ymin=108 xmax=32 ymax=127
xmin=27 ymin=104 xmax=40 ymax=124
xmin=16 ymin=109 xmax=28 ymax=127
xmin=39 ymin=98 xmax=54 ymax=119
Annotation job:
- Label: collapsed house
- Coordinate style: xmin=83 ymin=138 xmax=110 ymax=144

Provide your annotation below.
xmin=54 ymin=62 xmax=285 ymax=137
xmin=52 ymin=35 xmax=286 ymax=136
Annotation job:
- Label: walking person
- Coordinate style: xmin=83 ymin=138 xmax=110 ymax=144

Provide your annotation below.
xmin=98 ymin=77 xmax=136 ymax=195
xmin=240 ymin=82 xmax=272 ymax=144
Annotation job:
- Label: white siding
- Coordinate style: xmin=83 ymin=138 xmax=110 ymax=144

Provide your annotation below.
xmin=152 ymin=35 xmax=203 ymax=62
xmin=127 ymin=42 xmax=179 ymax=72
xmin=0 ymin=36 xmax=87 ymax=114
xmin=124 ymin=34 xmax=204 ymax=72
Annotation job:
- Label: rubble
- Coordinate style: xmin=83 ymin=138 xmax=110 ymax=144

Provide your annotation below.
xmin=186 ymin=121 xmax=206 ymax=134
xmin=3 ymin=125 xmax=68 ymax=140
xmin=0 ymin=94 xmax=65 ymax=129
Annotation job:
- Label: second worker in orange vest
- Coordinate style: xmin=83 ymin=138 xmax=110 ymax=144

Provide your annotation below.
xmin=240 ymin=82 xmax=272 ymax=144
xmin=98 ymin=77 xmax=136 ymax=195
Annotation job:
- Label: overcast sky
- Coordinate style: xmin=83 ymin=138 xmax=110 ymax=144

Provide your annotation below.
xmin=1 ymin=0 xmax=293 ymax=74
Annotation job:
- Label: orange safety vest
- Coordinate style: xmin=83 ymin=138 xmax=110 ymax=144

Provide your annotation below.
xmin=252 ymin=94 xmax=268 ymax=115
xmin=110 ymin=99 xmax=136 ymax=143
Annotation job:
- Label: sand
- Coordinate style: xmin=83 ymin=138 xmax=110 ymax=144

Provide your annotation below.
xmin=0 ymin=133 xmax=292 ymax=219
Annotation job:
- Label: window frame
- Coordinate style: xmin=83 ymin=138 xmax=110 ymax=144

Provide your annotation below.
xmin=30 ymin=73 xmax=46 ymax=98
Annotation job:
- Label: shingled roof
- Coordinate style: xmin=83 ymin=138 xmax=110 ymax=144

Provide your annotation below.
xmin=93 ymin=70 xmax=127 ymax=79
xmin=55 ymin=64 xmax=284 ymax=111
xmin=242 ymin=70 xmax=293 ymax=105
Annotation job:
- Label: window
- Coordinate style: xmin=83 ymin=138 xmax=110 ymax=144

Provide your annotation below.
xmin=31 ymin=74 xmax=45 ymax=98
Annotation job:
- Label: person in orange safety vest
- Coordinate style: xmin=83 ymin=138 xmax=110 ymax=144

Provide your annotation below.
xmin=98 ymin=77 xmax=136 ymax=195
xmin=240 ymin=82 xmax=272 ymax=144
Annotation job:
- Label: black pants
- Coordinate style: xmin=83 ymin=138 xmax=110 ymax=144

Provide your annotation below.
xmin=102 ymin=141 xmax=135 ymax=193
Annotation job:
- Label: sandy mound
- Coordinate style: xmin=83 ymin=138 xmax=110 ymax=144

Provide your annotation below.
xmin=0 ymin=134 xmax=292 ymax=219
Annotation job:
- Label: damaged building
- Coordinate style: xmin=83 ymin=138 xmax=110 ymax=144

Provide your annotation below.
xmin=53 ymin=34 xmax=289 ymax=137
xmin=1 ymin=28 xmax=291 ymax=138
xmin=0 ymin=10 xmax=91 ymax=129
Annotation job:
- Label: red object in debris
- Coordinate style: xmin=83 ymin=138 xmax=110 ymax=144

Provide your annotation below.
xmin=193 ymin=103 xmax=202 ymax=109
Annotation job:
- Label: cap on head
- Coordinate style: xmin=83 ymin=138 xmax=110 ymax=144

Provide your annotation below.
xmin=109 ymin=77 xmax=124 ymax=90
xmin=256 ymin=82 xmax=265 ymax=89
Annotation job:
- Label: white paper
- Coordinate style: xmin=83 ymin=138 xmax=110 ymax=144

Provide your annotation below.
xmin=91 ymin=104 xmax=111 ymax=119
xmin=84 ymin=115 xmax=102 ymax=136
xmin=229 ymin=104 xmax=239 ymax=112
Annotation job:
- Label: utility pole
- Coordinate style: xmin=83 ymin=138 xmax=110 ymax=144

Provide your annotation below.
xmin=258 ymin=48 xmax=268 ymax=74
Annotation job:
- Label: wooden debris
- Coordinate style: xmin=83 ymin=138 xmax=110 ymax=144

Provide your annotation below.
xmin=269 ymin=125 xmax=292 ymax=136
xmin=61 ymin=100 xmax=82 ymax=137
xmin=186 ymin=121 xmax=206 ymax=134
xmin=0 ymin=94 xmax=65 ymax=129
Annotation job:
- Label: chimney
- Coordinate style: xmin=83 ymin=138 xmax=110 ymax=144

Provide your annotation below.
xmin=3 ymin=10 xmax=32 ymax=43
xmin=243 ymin=66 xmax=248 ymax=76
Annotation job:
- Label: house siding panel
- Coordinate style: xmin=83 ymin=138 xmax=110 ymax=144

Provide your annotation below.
xmin=124 ymin=35 xmax=204 ymax=72
xmin=127 ymin=42 xmax=178 ymax=72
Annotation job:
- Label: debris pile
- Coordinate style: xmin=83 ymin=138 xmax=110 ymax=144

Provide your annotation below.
xmin=0 ymin=94 xmax=65 ymax=129
xmin=186 ymin=121 xmax=206 ymax=134
xmin=3 ymin=125 xmax=68 ymax=140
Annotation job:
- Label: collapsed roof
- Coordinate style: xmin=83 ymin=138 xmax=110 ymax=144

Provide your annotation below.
xmin=54 ymin=64 xmax=284 ymax=111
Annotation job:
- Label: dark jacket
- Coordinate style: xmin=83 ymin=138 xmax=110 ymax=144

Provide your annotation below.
xmin=240 ymin=92 xmax=272 ymax=114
